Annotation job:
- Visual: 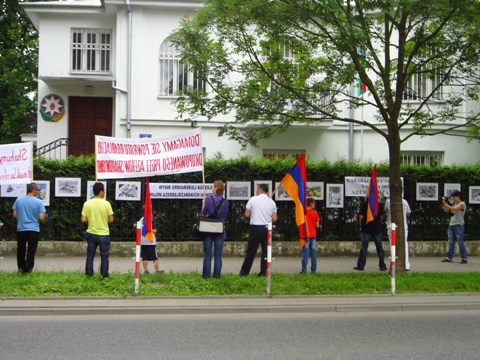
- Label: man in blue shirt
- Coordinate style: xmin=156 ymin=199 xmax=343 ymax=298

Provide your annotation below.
xmin=12 ymin=182 xmax=46 ymax=273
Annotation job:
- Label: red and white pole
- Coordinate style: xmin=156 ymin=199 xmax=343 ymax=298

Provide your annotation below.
xmin=266 ymin=222 xmax=272 ymax=297
xmin=390 ymin=223 xmax=396 ymax=295
xmin=134 ymin=221 xmax=142 ymax=295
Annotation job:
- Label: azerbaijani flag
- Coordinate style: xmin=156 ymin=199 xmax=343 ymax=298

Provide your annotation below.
xmin=142 ymin=177 xmax=154 ymax=243
xmin=280 ymin=154 xmax=308 ymax=245
xmin=366 ymin=164 xmax=378 ymax=224
xmin=357 ymin=43 xmax=367 ymax=96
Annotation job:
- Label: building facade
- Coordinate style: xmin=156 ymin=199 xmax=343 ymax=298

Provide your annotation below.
xmin=21 ymin=0 xmax=480 ymax=165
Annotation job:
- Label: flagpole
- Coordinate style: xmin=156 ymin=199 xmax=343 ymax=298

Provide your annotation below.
xmin=266 ymin=222 xmax=273 ymax=297
xmin=134 ymin=220 xmax=142 ymax=295
xmin=202 ymin=169 xmax=206 ymax=198
xmin=270 ymin=184 xmax=281 ymax=198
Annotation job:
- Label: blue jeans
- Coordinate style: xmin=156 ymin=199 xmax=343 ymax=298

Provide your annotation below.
xmin=301 ymin=238 xmax=317 ymax=273
xmin=357 ymin=232 xmax=386 ymax=269
xmin=446 ymin=225 xmax=467 ymax=260
xmin=202 ymin=234 xmax=224 ymax=279
xmin=85 ymin=232 xmax=111 ymax=278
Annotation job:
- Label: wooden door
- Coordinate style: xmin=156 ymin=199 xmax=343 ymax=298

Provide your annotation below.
xmin=68 ymin=97 xmax=113 ymax=156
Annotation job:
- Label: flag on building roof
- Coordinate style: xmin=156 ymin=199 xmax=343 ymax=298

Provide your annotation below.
xmin=142 ymin=177 xmax=154 ymax=243
xmin=357 ymin=43 xmax=367 ymax=96
xmin=366 ymin=164 xmax=378 ymax=224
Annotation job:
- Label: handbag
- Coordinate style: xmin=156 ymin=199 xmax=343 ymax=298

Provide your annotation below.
xmin=197 ymin=197 xmax=225 ymax=234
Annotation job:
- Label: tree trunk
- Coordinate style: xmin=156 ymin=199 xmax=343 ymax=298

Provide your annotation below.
xmin=388 ymin=136 xmax=406 ymax=273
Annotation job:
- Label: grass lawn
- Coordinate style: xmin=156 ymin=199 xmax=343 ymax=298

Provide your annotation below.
xmin=0 ymin=271 xmax=479 ymax=298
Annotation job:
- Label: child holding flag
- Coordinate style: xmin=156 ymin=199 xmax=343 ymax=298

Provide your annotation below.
xmin=299 ymin=197 xmax=321 ymax=274
xmin=140 ymin=206 xmax=163 ymax=274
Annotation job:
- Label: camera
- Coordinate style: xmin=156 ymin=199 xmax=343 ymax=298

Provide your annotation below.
xmin=441 ymin=196 xmax=455 ymax=206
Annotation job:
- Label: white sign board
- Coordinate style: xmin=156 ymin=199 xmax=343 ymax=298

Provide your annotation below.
xmin=0 ymin=142 xmax=33 ymax=185
xmin=345 ymin=177 xmax=402 ymax=197
xmin=96 ymin=128 xmax=203 ymax=179
xmin=150 ymin=183 xmax=214 ymax=199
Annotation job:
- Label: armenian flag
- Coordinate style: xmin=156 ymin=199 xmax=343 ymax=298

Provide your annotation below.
xmin=280 ymin=154 xmax=308 ymax=246
xmin=366 ymin=164 xmax=378 ymax=224
xmin=142 ymin=177 xmax=154 ymax=242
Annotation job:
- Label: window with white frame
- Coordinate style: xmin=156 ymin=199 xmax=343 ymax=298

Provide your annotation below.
xmin=71 ymin=29 xmax=111 ymax=74
xmin=263 ymin=149 xmax=305 ymax=161
xmin=159 ymin=39 xmax=205 ymax=97
xmin=403 ymin=48 xmax=443 ymax=101
xmin=401 ymin=151 xmax=443 ymax=166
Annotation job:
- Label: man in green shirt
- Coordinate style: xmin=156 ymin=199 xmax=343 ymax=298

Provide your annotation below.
xmin=81 ymin=182 xmax=114 ymax=278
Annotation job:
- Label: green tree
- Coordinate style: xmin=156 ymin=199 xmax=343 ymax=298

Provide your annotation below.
xmin=0 ymin=0 xmax=38 ymax=144
xmin=171 ymin=0 xmax=480 ymax=272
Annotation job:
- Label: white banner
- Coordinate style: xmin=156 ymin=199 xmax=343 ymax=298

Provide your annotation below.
xmin=150 ymin=183 xmax=213 ymax=199
xmin=0 ymin=142 xmax=33 ymax=185
xmin=345 ymin=176 xmax=398 ymax=197
xmin=96 ymin=128 xmax=203 ymax=179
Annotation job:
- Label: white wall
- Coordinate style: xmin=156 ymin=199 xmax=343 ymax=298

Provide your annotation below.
xmin=29 ymin=1 xmax=480 ymax=166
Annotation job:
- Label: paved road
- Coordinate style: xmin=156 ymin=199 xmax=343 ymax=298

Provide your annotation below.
xmin=0 ymin=255 xmax=478 ymax=274
xmin=2 ymin=311 xmax=480 ymax=360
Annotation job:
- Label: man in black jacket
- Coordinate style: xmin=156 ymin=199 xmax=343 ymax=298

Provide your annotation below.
xmin=354 ymin=198 xmax=387 ymax=271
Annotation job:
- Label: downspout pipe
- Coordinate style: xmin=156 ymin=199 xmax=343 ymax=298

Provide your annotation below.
xmin=125 ymin=0 xmax=132 ymax=138
xmin=349 ymin=83 xmax=355 ymax=161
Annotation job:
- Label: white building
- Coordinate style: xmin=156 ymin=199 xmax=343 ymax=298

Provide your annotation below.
xmin=21 ymin=0 xmax=480 ymax=165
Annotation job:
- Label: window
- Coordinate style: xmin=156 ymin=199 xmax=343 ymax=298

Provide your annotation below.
xmin=159 ymin=39 xmax=205 ymax=97
xmin=403 ymin=49 xmax=443 ymax=101
xmin=263 ymin=149 xmax=305 ymax=161
xmin=401 ymin=151 xmax=443 ymax=166
xmin=71 ymin=29 xmax=111 ymax=74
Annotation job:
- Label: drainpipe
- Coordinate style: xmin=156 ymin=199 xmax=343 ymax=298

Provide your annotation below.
xmin=349 ymin=83 xmax=355 ymax=161
xmin=125 ymin=0 xmax=132 ymax=138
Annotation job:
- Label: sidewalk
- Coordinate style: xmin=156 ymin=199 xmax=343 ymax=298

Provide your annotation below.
xmin=0 ymin=256 xmax=479 ymax=316
xmin=0 ymin=255 xmax=478 ymax=274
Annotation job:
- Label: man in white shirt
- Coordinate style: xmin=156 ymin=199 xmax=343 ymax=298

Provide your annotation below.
xmin=239 ymin=184 xmax=278 ymax=277
xmin=384 ymin=198 xmax=411 ymax=270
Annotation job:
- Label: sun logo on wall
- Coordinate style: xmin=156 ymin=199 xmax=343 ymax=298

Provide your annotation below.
xmin=40 ymin=94 xmax=65 ymax=122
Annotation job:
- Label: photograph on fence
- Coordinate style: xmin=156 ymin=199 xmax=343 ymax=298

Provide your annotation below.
xmin=0 ymin=184 xmax=26 ymax=198
xmin=469 ymin=186 xmax=480 ymax=204
xmin=35 ymin=181 xmax=50 ymax=206
xmin=115 ymin=181 xmax=141 ymax=201
xmin=226 ymin=181 xmax=251 ymax=200
xmin=274 ymin=182 xmax=291 ymax=201
xmin=326 ymin=184 xmax=344 ymax=208
xmin=253 ymin=180 xmax=272 ymax=197
xmin=444 ymin=183 xmax=461 ymax=198
xmin=55 ymin=178 xmax=82 ymax=197
xmin=416 ymin=182 xmax=438 ymax=201
xmin=307 ymin=181 xmax=324 ymax=200
xmin=87 ymin=181 xmax=107 ymax=201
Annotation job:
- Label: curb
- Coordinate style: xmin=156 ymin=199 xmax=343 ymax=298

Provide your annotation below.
xmin=1 ymin=293 xmax=480 ymax=316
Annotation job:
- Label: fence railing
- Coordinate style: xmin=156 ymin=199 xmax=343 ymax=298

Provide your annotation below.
xmin=1 ymin=177 xmax=477 ymax=242
xmin=36 ymin=138 xmax=95 ymax=158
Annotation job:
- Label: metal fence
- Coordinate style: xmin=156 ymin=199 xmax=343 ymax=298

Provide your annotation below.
xmin=1 ymin=177 xmax=479 ymax=242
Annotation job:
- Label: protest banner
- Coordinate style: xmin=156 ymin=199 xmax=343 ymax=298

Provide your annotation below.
xmin=345 ymin=176 xmax=402 ymax=198
xmin=149 ymin=183 xmax=213 ymax=199
xmin=0 ymin=142 xmax=33 ymax=185
xmin=95 ymin=128 xmax=203 ymax=179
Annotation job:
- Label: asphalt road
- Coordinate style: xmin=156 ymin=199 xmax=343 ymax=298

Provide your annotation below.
xmin=1 ymin=311 xmax=479 ymax=360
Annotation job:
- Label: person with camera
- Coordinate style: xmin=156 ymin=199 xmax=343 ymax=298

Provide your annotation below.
xmin=441 ymin=190 xmax=468 ymax=264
